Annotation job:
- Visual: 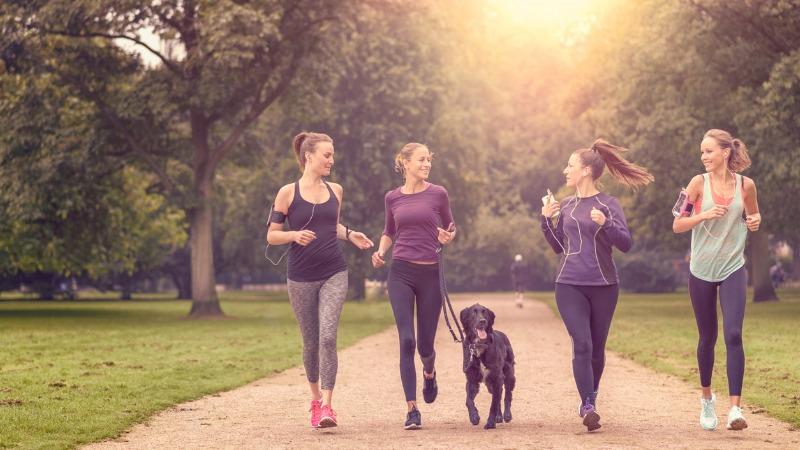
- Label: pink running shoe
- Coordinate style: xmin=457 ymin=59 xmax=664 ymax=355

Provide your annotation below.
xmin=318 ymin=404 xmax=338 ymax=428
xmin=309 ymin=400 xmax=322 ymax=428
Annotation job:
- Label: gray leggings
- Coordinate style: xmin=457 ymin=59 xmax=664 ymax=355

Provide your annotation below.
xmin=287 ymin=270 xmax=348 ymax=390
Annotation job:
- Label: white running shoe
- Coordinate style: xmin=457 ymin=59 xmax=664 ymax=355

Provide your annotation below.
xmin=700 ymin=394 xmax=718 ymax=431
xmin=726 ymin=405 xmax=748 ymax=431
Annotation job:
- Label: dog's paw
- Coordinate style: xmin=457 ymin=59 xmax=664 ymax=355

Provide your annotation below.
xmin=484 ymin=421 xmax=496 ymax=430
xmin=495 ymin=414 xmax=504 ymax=424
xmin=503 ymin=410 xmax=512 ymax=423
xmin=468 ymin=408 xmax=480 ymax=425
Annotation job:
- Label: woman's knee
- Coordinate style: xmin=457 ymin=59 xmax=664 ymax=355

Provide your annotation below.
xmin=319 ymin=333 xmax=337 ymax=353
xmin=399 ymin=335 xmax=416 ymax=355
xmin=724 ymin=328 xmax=743 ymax=347
xmin=572 ymin=338 xmax=592 ymax=359
xmin=417 ymin=335 xmax=436 ymax=357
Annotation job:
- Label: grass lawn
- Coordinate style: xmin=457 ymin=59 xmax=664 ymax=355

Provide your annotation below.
xmin=0 ymin=292 xmax=394 ymax=449
xmin=534 ymin=287 xmax=800 ymax=428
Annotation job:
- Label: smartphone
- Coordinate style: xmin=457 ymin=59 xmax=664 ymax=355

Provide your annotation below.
xmin=672 ymin=189 xmax=694 ymax=217
xmin=542 ymin=189 xmax=560 ymax=218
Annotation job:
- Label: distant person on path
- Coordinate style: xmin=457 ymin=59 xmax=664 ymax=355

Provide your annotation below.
xmin=511 ymin=254 xmax=526 ymax=308
xmin=541 ymin=139 xmax=653 ymax=432
xmin=266 ymin=132 xmax=373 ymax=429
xmin=769 ymin=263 xmax=785 ymax=288
xmin=673 ymin=129 xmax=761 ymax=431
xmin=372 ymin=143 xmax=456 ymax=430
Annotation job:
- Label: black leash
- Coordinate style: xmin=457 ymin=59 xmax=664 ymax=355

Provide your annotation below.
xmin=438 ymin=246 xmax=464 ymax=343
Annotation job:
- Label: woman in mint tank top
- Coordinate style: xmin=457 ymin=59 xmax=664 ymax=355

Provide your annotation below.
xmin=673 ymin=129 xmax=761 ymax=432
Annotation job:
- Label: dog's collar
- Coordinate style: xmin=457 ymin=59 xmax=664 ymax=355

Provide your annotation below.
xmin=468 ymin=342 xmax=488 ymax=356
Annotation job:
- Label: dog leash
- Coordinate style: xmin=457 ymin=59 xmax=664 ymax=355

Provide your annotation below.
xmin=438 ymin=246 xmax=464 ymax=343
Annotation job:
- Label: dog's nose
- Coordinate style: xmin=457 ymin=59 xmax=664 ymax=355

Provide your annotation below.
xmin=478 ymin=318 xmax=487 ymax=325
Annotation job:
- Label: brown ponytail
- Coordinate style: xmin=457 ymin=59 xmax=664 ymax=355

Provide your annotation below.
xmin=394 ymin=143 xmax=431 ymax=177
xmin=704 ymin=129 xmax=751 ymax=173
xmin=575 ymin=139 xmax=654 ymax=189
xmin=292 ymin=131 xmax=333 ymax=172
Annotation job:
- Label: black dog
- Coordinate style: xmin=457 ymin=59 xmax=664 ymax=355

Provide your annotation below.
xmin=459 ymin=303 xmax=516 ymax=429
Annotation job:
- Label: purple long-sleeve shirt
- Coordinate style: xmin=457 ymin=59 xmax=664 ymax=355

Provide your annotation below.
xmin=383 ymin=183 xmax=454 ymax=263
xmin=540 ymin=192 xmax=631 ymax=286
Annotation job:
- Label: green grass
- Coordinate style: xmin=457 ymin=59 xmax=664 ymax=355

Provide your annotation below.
xmin=0 ymin=292 xmax=394 ymax=449
xmin=534 ymin=287 xmax=800 ymax=428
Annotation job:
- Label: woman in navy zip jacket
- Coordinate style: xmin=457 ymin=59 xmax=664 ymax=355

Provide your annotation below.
xmin=540 ymin=139 xmax=653 ymax=432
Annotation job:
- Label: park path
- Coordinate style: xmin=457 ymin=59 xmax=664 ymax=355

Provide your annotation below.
xmin=86 ymin=293 xmax=798 ymax=449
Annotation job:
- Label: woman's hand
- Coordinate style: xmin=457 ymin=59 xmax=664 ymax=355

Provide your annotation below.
xmin=293 ymin=230 xmax=316 ymax=246
xmin=745 ymin=213 xmax=761 ymax=232
xmin=542 ymin=200 xmax=560 ymax=218
xmin=590 ymin=207 xmax=607 ymax=226
xmin=437 ymin=226 xmax=455 ymax=245
xmin=371 ymin=251 xmax=385 ymax=268
xmin=348 ymin=231 xmax=374 ymax=250
xmin=702 ymin=204 xmax=728 ymax=221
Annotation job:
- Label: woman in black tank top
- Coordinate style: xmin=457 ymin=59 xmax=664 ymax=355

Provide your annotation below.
xmin=266 ymin=132 xmax=373 ymax=428
xmin=286 ymin=180 xmax=347 ymax=281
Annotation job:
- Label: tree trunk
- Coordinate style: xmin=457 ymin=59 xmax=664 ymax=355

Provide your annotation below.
xmin=188 ymin=170 xmax=224 ymax=317
xmin=120 ymin=275 xmax=132 ymax=300
xmin=172 ymin=270 xmax=191 ymax=299
xmin=751 ymin=231 xmax=779 ymax=302
xmin=167 ymin=247 xmax=192 ymax=299
xmin=347 ymin=257 xmax=367 ymax=301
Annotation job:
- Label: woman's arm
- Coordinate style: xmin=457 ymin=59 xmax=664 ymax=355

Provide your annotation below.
xmin=540 ymin=199 xmax=565 ymax=254
xmin=328 ymin=182 xmax=373 ymax=249
xmin=373 ymin=192 xmax=396 ymax=268
xmin=595 ymin=198 xmax=632 ymax=253
xmin=372 ymin=234 xmax=393 ymax=268
xmin=673 ymin=175 xmax=726 ymax=233
xmin=743 ymin=176 xmax=761 ymax=232
xmin=266 ymin=184 xmax=315 ymax=246
xmin=437 ymin=187 xmax=456 ymax=245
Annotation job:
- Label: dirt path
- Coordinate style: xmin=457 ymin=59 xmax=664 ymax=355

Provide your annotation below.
xmin=86 ymin=293 xmax=798 ymax=449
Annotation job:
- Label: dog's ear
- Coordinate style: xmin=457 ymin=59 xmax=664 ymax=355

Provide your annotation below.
xmin=459 ymin=307 xmax=469 ymax=329
xmin=487 ymin=309 xmax=495 ymax=334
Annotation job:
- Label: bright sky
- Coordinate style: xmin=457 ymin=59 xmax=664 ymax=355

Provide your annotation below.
xmin=486 ymin=0 xmax=597 ymax=28
xmin=115 ymin=1 xmax=602 ymax=68
xmin=113 ymin=28 xmax=163 ymax=67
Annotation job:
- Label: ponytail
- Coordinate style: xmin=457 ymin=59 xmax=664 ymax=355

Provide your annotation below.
xmin=729 ymin=138 xmax=751 ymax=172
xmin=576 ymin=139 xmax=654 ymax=189
xmin=292 ymin=131 xmax=333 ymax=172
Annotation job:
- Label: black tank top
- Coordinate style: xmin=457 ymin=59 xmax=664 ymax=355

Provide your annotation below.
xmin=287 ymin=181 xmax=347 ymax=282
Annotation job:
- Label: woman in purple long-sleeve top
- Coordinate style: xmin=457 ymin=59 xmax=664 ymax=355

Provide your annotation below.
xmin=372 ymin=142 xmax=456 ymax=430
xmin=540 ymin=139 xmax=653 ymax=432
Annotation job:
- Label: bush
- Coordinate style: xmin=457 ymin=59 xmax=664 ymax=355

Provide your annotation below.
xmin=617 ymin=251 xmax=681 ymax=293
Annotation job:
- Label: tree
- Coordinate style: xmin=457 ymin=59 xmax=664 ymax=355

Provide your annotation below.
xmin=569 ymin=0 xmax=800 ymax=300
xmin=4 ymin=0 xmax=344 ymax=314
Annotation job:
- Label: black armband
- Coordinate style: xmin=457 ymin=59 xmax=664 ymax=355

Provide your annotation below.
xmin=269 ymin=210 xmax=287 ymax=224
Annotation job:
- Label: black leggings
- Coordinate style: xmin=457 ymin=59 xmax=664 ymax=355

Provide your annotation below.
xmin=555 ymin=283 xmax=619 ymax=404
xmin=388 ymin=260 xmax=442 ymax=402
xmin=688 ymin=266 xmax=746 ymax=396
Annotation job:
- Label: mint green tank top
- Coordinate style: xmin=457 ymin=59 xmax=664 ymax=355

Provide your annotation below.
xmin=690 ymin=173 xmax=747 ymax=282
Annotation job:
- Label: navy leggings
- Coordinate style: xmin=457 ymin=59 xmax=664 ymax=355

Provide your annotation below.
xmin=388 ymin=260 xmax=442 ymax=402
xmin=688 ymin=266 xmax=746 ymax=395
xmin=555 ymin=283 xmax=619 ymax=405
